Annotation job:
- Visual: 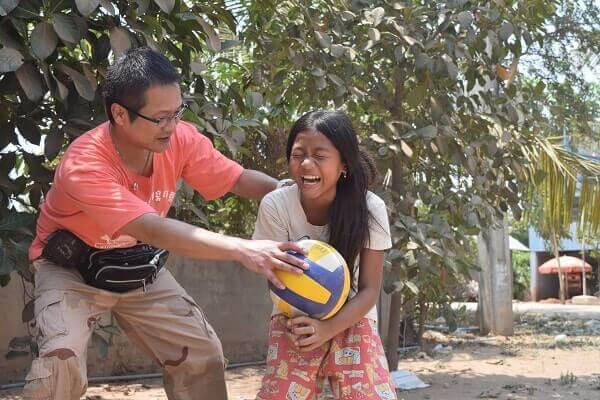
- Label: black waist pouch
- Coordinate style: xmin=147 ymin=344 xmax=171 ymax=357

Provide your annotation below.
xmin=42 ymin=230 xmax=169 ymax=293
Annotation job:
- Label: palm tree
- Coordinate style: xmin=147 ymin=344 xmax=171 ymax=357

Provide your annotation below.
xmin=522 ymin=137 xmax=600 ymax=303
xmin=576 ymin=172 xmax=600 ymax=296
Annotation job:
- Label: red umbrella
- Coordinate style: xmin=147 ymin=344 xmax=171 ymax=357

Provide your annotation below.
xmin=538 ymin=256 xmax=592 ymax=274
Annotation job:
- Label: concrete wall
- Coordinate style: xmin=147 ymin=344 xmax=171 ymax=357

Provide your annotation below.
xmin=0 ymin=255 xmax=272 ymax=384
xmin=1 ymin=273 xmax=37 ymax=383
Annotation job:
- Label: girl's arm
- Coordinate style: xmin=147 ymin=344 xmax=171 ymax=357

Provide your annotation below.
xmin=288 ymin=247 xmax=385 ymax=351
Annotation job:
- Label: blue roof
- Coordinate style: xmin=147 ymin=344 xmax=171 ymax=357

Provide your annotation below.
xmin=528 ymin=224 xmax=599 ymax=252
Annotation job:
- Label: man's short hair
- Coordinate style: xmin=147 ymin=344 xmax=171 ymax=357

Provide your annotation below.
xmin=102 ymin=47 xmax=181 ymax=123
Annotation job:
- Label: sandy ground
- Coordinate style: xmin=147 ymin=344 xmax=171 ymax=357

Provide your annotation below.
xmin=395 ymin=335 xmax=600 ymax=400
xmin=2 ymin=316 xmax=600 ymax=400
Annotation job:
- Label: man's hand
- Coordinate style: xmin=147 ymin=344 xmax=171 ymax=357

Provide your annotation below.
xmin=234 ymin=239 xmax=307 ymax=289
xmin=276 ymin=179 xmax=295 ymax=189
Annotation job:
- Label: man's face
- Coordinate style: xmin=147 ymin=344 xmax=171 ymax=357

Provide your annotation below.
xmin=114 ymin=83 xmax=183 ymax=153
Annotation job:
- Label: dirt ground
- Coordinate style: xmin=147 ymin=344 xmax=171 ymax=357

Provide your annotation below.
xmin=2 ymin=315 xmax=600 ymax=400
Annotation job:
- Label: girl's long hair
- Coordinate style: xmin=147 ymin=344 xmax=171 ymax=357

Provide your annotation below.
xmin=286 ymin=110 xmax=378 ymax=281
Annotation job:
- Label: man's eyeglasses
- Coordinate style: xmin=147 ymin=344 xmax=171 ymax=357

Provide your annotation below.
xmin=118 ymin=103 xmax=188 ymax=128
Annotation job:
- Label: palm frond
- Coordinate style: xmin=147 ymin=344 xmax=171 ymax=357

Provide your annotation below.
xmin=523 ymin=136 xmax=600 ymax=237
xmin=579 ymin=176 xmax=600 ymax=237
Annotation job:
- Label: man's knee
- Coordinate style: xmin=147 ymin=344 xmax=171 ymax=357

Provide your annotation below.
xmin=22 ymin=351 xmax=87 ymax=400
xmin=168 ymin=297 xmax=226 ymax=374
xmin=163 ymin=340 xmax=225 ymax=374
xmin=162 ymin=343 xmax=227 ymax=399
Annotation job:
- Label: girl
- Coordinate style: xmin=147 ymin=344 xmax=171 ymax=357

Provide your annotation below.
xmin=253 ymin=110 xmax=397 ymax=400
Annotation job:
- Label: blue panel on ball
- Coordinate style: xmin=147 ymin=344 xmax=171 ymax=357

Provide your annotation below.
xmin=270 ymin=253 xmax=346 ymax=319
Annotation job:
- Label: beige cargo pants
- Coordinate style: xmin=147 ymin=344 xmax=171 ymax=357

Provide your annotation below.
xmin=22 ymin=258 xmax=228 ymax=400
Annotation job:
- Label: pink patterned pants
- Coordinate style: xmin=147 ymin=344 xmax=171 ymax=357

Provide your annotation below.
xmin=257 ymin=316 xmax=397 ymax=400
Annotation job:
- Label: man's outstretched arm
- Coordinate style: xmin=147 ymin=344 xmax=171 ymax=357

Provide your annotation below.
xmin=122 ymin=213 xmax=306 ymax=289
xmin=229 ymin=169 xmax=278 ymax=200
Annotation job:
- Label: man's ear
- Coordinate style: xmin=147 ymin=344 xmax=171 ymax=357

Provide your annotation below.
xmin=111 ymin=103 xmax=129 ymax=126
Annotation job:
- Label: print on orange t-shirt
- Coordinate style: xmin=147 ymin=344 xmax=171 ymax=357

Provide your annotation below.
xmin=29 ymin=121 xmax=243 ymax=260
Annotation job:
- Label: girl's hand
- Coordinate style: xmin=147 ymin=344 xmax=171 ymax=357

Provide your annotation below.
xmin=274 ymin=315 xmax=301 ymax=344
xmin=287 ymin=316 xmax=336 ymax=351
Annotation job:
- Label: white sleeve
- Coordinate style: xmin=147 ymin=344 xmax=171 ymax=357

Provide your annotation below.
xmin=252 ymin=193 xmax=290 ymax=241
xmin=366 ymin=193 xmax=392 ymax=250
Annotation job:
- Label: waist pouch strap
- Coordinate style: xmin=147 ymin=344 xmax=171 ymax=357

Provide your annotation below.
xmin=42 ymin=230 xmax=169 ymax=293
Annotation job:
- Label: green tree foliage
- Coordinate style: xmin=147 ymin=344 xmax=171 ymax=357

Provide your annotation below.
xmin=241 ymin=0 xmax=551 ymax=346
xmin=512 ymin=250 xmax=530 ymax=300
xmin=519 ymin=0 xmax=599 ymax=141
xmin=2 ymin=0 xmax=600 ymax=364
xmin=516 ymin=1 xmax=600 ymax=303
xmin=240 ymin=0 xmax=600 ymax=360
xmin=0 ymin=0 xmax=263 ymax=283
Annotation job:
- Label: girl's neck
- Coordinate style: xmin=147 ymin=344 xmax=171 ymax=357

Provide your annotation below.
xmin=300 ymin=192 xmax=335 ymax=226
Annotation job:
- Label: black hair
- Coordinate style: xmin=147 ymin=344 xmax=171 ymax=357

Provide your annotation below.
xmin=286 ymin=110 xmax=379 ymax=283
xmin=102 ymin=46 xmax=181 ymax=123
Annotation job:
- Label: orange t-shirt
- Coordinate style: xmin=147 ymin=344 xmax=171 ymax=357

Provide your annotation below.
xmin=29 ymin=121 xmax=243 ymax=260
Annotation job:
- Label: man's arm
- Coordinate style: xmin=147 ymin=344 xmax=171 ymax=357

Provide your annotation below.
xmin=229 ymin=169 xmax=278 ymax=200
xmin=122 ymin=213 xmax=306 ymax=289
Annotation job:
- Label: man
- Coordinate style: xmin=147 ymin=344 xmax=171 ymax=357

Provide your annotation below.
xmin=23 ymin=47 xmax=305 ymax=400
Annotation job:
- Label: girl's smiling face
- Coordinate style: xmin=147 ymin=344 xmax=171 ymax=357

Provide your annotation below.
xmin=289 ymin=130 xmax=346 ymax=203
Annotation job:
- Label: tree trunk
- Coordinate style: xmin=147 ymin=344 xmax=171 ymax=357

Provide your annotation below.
xmin=385 ymin=291 xmax=404 ymax=370
xmin=416 ymin=296 xmax=428 ymax=346
xmin=477 ymin=216 xmax=514 ymax=336
xmin=399 ymin=316 xmax=418 ymax=346
xmin=597 ymin=243 xmax=600 ymax=296
xmin=581 ymin=236 xmax=587 ymax=296
xmin=551 ymin=231 xmax=566 ymax=303
xmin=385 ymin=153 xmax=410 ymax=370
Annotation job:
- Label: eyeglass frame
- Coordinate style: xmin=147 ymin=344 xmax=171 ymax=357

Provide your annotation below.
xmin=117 ymin=102 xmax=188 ymax=127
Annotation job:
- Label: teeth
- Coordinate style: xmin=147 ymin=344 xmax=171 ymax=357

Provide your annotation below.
xmin=302 ymin=175 xmax=321 ymax=184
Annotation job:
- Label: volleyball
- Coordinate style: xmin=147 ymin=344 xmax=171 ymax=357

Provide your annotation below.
xmin=269 ymin=239 xmax=350 ymax=320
